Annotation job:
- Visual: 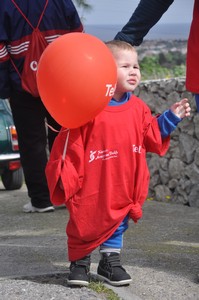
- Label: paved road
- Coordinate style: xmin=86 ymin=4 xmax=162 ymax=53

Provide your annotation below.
xmin=0 ymin=184 xmax=198 ymax=299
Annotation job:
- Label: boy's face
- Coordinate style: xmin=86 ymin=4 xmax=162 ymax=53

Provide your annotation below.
xmin=113 ymin=49 xmax=141 ymax=100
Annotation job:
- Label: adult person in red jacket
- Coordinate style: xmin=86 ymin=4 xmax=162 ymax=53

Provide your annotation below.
xmin=115 ymin=0 xmax=198 ymax=111
xmin=45 ymin=40 xmax=190 ymax=287
xmin=0 ymin=0 xmax=83 ymax=213
xmin=186 ymin=0 xmax=199 ymax=110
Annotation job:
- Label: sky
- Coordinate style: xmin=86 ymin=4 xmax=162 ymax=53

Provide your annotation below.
xmin=77 ymin=0 xmax=194 ymax=25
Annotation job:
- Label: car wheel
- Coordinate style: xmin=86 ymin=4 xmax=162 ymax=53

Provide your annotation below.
xmin=1 ymin=168 xmax=23 ymax=190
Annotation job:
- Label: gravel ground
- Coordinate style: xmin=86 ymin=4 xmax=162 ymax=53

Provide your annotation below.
xmin=0 ymin=184 xmax=198 ymax=299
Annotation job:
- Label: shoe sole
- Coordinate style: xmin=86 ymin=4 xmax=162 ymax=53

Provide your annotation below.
xmin=23 ymin=207 xmax=55 ymax=213
xmin=35 ymin=207 xmax=55 ymax=213
xmin=97 ymin=274 xmax=132 ymax=286
xmin=67 ymin=279 xmax=89 ymax=287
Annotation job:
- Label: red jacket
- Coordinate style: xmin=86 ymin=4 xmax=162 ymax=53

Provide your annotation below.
xmin=46 ymin=95 xmax=170 ymax=261
xmin=186 ymin=0 xmax=199 ymax=93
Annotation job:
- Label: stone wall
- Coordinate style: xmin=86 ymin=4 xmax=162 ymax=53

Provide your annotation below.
xmin=134 ymin=78 xmax=199 ymax=207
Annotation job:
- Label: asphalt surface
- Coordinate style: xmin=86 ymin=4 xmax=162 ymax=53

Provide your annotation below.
xmin=0 ymin=183 xmax=198 ymax=300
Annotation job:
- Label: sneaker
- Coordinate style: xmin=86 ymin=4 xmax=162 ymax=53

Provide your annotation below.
xmin=67 ymin=255 xmax=91 ymax=287
xmin=97 ymin=253 xmax=132 ymax=286
xmin=23 ymin=202 xmax=55 ymax=213
xmin=53 ymin=204 xmax=66 ymax=209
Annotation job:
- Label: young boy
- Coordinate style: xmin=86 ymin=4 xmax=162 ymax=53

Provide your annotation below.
xmin=46 ymin=40 xmax=191 ymax=287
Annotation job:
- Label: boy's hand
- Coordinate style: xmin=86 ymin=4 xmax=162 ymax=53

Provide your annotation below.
xmin=170 ymin=98 xmax=191 ymax=118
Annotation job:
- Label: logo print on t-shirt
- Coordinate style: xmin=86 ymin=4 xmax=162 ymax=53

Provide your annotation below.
xmin=89 ymin=149 xmax=118 ymax=163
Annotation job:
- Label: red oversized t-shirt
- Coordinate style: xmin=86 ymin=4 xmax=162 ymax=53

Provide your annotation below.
xmin=46 ymin=95 xmax=170 ymax=261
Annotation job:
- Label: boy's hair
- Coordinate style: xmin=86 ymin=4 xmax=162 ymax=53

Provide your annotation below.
xmin=105 ymin=40 xmax=137 ymax=54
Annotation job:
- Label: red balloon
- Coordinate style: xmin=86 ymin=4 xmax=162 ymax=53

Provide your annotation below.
xmin=37 ymin=33 xmax=117 ymax=128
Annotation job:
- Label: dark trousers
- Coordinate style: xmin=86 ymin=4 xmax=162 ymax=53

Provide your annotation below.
xmin=10 ymin=91 xmax=61 ymax=208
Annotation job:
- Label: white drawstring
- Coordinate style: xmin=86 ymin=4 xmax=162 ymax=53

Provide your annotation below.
xmin=62 ymin=129 xmax=70 ymax=160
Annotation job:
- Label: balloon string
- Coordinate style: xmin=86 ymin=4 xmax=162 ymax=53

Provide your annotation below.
xmin=62 ymin=129 xmax=70 ymax=160
xmin=45 ymin=121 xmax=70 ymax=160
xmin=45 ymin=121 xmax=69 ymax=132
xmin=45 ymin=121 xmax=60 ymax=132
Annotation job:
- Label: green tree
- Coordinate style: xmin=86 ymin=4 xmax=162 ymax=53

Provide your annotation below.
xmin=73 ymin=0 xmax=92 ymax=10
xmin=140 ymin=54 xmax=186 ymax=80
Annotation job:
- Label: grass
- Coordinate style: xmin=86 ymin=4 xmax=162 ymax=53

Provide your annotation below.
xmin=89 ymin=281 xmax=121 ymax=300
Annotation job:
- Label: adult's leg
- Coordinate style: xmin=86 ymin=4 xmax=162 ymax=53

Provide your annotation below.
xmin=10 ymin=91 xmax=53 ymax=209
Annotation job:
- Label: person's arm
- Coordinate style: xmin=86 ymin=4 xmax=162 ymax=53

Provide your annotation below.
xmin=0 ymin=4 xmax=10 ymax=99
xmin=62 ymin=0 xmax=84 ymax=32
xmin=114 ymin=0 xmax=174 ymax=46
xmin=157 ymin=98 xmax=191 ymax=138
xmin=157 ymin=109 xmax=181 ymax=138
xmin=0 ymin=45 xmax=10 ymax=99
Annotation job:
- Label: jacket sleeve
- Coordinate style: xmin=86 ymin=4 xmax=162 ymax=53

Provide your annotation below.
xmin=0 ymin=44 xmax=10 ymax=99
xmin=186 ymin=0 xmax=199 ymax=94
xmin=63 ymin=0 xmax=84 ymax=32
xmin=114 ymin=0 xmax=174 ymax=46
xmin=0 ymin=4 xmax=10 ymax=99
xmin=45 ymin=128 xmax=85 ymax=206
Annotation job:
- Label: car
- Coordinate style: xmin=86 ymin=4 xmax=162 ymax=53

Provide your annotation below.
xmin=0 ymin=98 xmax=23 ymax=190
